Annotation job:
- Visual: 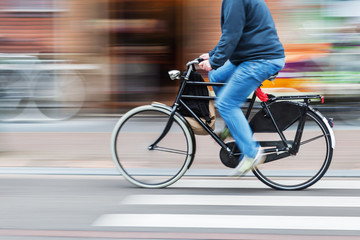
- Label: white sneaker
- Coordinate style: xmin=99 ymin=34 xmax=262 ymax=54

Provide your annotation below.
xmin=230 ymin=149 xmax=265 ymax=176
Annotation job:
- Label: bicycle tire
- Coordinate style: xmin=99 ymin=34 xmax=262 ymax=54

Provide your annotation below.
xmin=252 ymin=109 xmax=334 ymax=190
xmin=111 ymin=105 xmax=195 ymax=188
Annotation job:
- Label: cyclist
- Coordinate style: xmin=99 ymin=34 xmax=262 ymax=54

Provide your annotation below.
xmin=199 ymin=0 xmax=286 ymax=176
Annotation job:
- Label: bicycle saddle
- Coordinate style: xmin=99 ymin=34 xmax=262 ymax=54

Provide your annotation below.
xmin=268 ymin=72 xmax=278 ymax=81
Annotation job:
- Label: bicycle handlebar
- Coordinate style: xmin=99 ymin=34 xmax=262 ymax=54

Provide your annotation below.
xmin=183 ymin=58 xmax=205 ymax=80
xmin=186 ymin=58 xmax=204 ymax=66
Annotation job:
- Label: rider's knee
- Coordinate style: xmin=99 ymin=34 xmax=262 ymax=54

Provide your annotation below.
xmin=208 ymin=70 xmax=216 ymax=83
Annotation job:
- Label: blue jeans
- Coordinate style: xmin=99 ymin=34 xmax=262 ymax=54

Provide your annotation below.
xmin=209 ymin=58 xmax=285 ymax=158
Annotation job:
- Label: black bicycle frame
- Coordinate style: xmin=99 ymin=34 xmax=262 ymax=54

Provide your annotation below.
xmin=151 ymin=63 xmax=323 ymax=161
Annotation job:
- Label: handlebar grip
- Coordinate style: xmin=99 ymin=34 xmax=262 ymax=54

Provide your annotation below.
xmin=186 ymin=58 xmax=204 ymax=66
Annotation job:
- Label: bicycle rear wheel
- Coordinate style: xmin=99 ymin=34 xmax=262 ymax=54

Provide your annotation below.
xmin=34 ymin=70 xmax=85 ymax=120
xmin=111 ymin=105 xmax=195 ymax=188
xmin=252 ymin=110 xmax=334 ymax=190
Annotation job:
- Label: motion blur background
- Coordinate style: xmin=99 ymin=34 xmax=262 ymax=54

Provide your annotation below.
xmin=0 ymin=2 xmax=359 ymax=237
xmin=0 ymin=0 xmax=359 ymax=121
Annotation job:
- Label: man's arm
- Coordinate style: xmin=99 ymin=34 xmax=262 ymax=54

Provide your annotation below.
xmin=209 ymin=0 xmax=246 ymax=70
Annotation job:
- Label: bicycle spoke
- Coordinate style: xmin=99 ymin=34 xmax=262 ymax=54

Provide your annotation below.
xmin=152 ymin=146 xmax=189 ymax=155
xmin=300 ymin=133 xmax=329 ymax=145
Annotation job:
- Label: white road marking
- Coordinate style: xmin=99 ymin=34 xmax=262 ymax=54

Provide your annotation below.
xmin=93 ymin=179 xmax=360 ymax=231
xmin=121 ymin=194 xmax=360 ymax=208
xmin=93 ymin=214 xmax=360 ymax=231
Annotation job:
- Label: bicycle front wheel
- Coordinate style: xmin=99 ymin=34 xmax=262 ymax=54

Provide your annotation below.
xmin=0 ymin=70 xmax=27 ymax=120
xmin=252 ymin=110 xmax=334 ymax=190
xmin=111 ymin=105 xmax=195 ymax=188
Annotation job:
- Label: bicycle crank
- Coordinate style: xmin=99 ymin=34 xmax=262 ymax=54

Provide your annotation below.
xmin=219 ymin=141 xmax=243 ymax=168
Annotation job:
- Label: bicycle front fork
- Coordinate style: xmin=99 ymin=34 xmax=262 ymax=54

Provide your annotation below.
xmin=148 ymin=105 xmax=177 ymax=150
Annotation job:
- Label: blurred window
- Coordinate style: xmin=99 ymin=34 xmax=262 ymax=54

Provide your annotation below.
xmin=326 ymin=0 xmax=360 ymax=17
xmin=5 ymin=0 xmax=53 ymax=10
xmin=0 ymin=0 xmax=64 ymax=16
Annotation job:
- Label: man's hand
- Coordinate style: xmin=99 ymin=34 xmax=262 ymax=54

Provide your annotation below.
xmin=199 ymin=53 xmax=209 ymax=60
xmin=199 ymin=60 xmax=213 ymax=72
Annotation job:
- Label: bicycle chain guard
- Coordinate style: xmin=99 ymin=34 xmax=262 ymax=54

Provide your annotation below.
xmin=219 ymin=141 xmax=243 ymax=168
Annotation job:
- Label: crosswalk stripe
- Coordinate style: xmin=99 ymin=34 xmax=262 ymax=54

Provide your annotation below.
xmin=93 ymin=179 xmax=360 ymax=231
xmin=121 ymin=194 xmax=360 ymax=208
xmin=93 ymin=214 xmax=360 ymax=231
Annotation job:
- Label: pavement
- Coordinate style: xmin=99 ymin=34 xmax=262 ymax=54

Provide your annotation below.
xmin=0 ymin=114 xmax=359 ymax=176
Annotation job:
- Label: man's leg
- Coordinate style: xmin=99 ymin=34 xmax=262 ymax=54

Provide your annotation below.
xmin=215 ymin=59 xmax=285 ymax=175
xmin=215 ymin=64 xmax=260 ymax=158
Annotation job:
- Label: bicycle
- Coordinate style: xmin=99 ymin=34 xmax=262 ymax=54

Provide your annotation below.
xmin=111 ymin=58 xmax=335 ymax=190
xmin=0 ymin=54 xmax=86 ymax=121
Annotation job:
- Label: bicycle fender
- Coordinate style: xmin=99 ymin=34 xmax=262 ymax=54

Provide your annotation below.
xmin=309 ymin=107 xmax=336 ymax=149
xmin=151 ymin=102 xmax=174 ymax=112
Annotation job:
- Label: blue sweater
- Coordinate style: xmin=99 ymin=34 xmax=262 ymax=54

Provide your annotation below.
xmin=209 ymin=0 xmax=285 ymax=70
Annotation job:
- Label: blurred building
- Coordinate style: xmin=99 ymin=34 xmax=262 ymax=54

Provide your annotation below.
xmin=0 ymin=0 xmax=109 ymax=117
xmin=0 ymin=0 xmax=55 ymax=53
xmin=0 ymin=0 xmax=359 ymax=116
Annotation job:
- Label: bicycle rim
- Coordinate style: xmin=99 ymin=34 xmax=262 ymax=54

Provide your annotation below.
xmin=252 ymin=110 xmax=333 ymax=190
xmin=111 ymin=105 xmax=194 ymax=188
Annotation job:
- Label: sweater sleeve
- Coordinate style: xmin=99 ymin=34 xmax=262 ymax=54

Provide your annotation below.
xmin=209 ymin=48 xmax=216 ymax=57
xmin=209 ymin=0 xmax=246 ymax=70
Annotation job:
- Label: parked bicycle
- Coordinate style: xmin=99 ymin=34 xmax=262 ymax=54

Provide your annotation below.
xmin=0 ymin=54 xmax=86 ymax=121
xmin=111 ymin=58 xmax=335 ymax=190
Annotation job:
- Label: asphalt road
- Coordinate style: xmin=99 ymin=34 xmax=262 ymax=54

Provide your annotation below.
xmin=0 ymin=115 xmax=359 ymax=239
xmin=0 ymin=116 xmax=359 ymax=176
xmin=0 ymin=174 xmax=360 ymax=240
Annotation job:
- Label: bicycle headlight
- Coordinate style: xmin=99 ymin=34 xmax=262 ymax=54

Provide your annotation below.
xmin=168 ymin=70 xmax=181 ymax=80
